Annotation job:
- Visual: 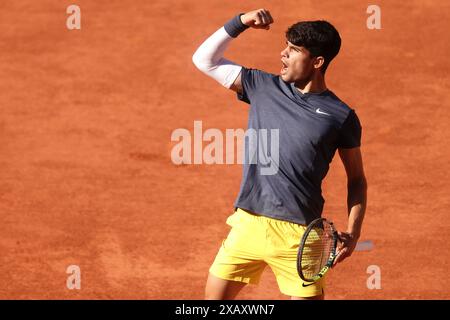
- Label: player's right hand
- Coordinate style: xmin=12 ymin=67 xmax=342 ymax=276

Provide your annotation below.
xmin=240 ymin=9 xmax=274 ymax=30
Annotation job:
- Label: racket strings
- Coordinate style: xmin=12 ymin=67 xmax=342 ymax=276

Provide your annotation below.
xmin=300 ymin=223 xmax=335 ymax=279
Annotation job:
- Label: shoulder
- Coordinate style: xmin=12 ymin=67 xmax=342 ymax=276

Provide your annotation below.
xmin=320 ymin=90 xmax=359 ymax=125
xmin=241 ymin=67 xmax=279 ymax=86
xmin=325 ymin=91 xmax=353 ymax=112
xmin=329 ymin=91 xmax=362 ymax=148
xmin=238 ymin=68 xmax=280 ymax=103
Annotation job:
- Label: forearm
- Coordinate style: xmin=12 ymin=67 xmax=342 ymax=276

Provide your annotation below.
xmin=346 ymin=178 xmax=367 ymax=238
xmin=192 ymin=15 xmax=248 ymax=88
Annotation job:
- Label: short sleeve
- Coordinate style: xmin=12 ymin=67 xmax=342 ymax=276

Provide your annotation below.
xmin=237 ymin=67 xmax=273 ymax=104
xmin=337 ymin=110 xmax=362 ymax=149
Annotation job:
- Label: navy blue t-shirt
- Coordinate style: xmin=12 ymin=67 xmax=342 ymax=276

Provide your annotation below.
xmin=234 ymin=67 xmax=362 ymax=225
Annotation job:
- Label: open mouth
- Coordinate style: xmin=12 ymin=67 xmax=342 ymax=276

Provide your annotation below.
xmin=281 ymin=60 xmax=288 ymax=74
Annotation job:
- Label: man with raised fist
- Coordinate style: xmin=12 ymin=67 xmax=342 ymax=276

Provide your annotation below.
xmin=192 ymin=9 xmax=367 ymax=300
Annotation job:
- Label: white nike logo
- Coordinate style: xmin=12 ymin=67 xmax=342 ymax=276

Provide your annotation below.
xmin=315 ymin=108 xmax=330 ymax=116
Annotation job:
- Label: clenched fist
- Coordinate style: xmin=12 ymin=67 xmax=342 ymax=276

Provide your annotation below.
xmin=240 ymin=9 xmax=274 ymax=30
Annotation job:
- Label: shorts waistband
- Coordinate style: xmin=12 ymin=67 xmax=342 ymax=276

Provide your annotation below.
xmin=235 ymin=207 xmax=305 ymax=228
xmin=231 ymin=208 xmax=307 ymax=240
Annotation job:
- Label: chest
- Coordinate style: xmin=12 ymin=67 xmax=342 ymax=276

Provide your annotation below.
xmin=248 ymin=94 xmax=340 ymax=148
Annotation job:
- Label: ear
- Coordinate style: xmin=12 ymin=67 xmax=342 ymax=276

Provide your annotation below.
xmin=313 ymin=56 xmax=325 ymax=70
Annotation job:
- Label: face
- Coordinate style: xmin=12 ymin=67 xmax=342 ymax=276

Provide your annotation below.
xmin=280 ymin=41 xmax=320 ymax=83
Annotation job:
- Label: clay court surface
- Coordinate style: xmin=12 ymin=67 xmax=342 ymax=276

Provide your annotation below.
xmin=0 ymin=0 xmax=449 ymax=299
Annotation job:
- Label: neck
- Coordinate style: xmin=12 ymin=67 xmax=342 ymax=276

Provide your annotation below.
xmin=294 ymin=72 xmax=327 ymax=94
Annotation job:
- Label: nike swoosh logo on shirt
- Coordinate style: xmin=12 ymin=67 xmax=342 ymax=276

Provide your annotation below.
xmin=315 ymin=108 xmax=331 ymax=116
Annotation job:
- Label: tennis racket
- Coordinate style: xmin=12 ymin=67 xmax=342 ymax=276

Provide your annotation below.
xmin=296 ymin=218 xmax=339 ymax=283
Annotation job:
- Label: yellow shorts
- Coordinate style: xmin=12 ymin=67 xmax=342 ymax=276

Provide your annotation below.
xmin=209 ymin=208 xmax=325 ymax=298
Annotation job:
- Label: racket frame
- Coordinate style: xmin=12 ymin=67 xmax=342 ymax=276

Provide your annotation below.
xmin=297 ymin=217 xmax=339 ymax=283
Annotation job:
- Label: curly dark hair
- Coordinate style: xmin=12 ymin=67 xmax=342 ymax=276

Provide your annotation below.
xmin=286 ymin=20 xmax=341 ymax=74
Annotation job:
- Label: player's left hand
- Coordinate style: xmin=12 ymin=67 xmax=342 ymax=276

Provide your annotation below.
xmin=332 ymin=231 xmax=359 ymax=267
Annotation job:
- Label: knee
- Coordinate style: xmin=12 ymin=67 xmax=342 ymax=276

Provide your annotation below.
xmin=204 ymin=285 xmax=219 ymax=300
xmin=204 ymin=273 xmax=246 ymax=300
xmin=204 ymin=277 xmax=222 ymax=300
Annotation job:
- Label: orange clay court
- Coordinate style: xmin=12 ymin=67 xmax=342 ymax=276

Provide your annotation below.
xmin=0 ymin=0 xmax=449 ymax=299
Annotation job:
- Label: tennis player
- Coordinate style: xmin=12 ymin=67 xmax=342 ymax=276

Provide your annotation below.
xmin=192 ymin=9 xmax=367 ymax=300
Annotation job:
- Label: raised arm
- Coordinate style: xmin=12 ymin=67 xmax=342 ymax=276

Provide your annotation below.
xmin=192 ymin=9 xmax=274 ymax=94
